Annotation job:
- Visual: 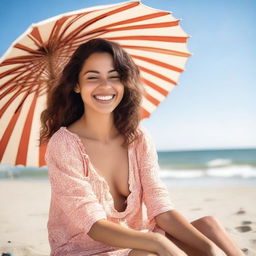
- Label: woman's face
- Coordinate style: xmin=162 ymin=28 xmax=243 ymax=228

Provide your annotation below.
xmin=75 ymin=52 xmax=124 ymax=115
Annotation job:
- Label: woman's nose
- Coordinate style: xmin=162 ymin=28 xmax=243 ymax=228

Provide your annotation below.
xmin=99 ymin=77 xmax=111 ymax=87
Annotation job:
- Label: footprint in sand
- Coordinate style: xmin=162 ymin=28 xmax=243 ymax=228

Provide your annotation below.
xmin=204 ymin=198 xmax=214 ymax=202
xmin=190 ymin=208 xmax=201 ymax=211
xmin=242 ymin=221 xmax=252 ymax=225
xmin=235 ymin=225 xmax=252 ymax=232
xmin=236 ymin=208 xmax=246 ymax=215
xmin=241 ymin=248 xmax=249 ymax=255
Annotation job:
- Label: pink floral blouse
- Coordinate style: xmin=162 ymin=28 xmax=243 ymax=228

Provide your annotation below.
xmin=45 ymin=125 xmax=174 ymax=256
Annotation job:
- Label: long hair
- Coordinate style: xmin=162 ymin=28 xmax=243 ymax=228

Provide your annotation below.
xmin=40 ymin=38 xmax=145 ymax=147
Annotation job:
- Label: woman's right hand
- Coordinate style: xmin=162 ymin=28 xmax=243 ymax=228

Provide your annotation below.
xmin=152 ymin=233 xmax=187 ymax=256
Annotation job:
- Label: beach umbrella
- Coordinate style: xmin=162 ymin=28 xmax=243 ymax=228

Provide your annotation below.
xmin=0 ymin=0 xmax=191 ymax=167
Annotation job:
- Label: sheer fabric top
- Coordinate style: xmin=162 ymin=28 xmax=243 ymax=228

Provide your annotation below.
xmin=45 ymin=125 xmax=174 ymax=256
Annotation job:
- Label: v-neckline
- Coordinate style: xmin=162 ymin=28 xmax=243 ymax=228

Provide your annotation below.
xmin=61 ymin=126 xmax=133 ymax=216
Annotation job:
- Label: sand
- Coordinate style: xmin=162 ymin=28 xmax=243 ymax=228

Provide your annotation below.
xmin=0 ymin=179 xmax=255 ymax=256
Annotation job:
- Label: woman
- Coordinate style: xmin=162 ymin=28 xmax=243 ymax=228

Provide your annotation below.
xmin=40 ymin=38 xmax=244 ymax=256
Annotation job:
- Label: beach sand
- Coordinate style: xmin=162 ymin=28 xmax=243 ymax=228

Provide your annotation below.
xmin=0 ymin=179 xmax=255 ymax=256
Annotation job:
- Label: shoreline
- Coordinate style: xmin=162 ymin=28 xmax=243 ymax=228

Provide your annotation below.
xmin=0 ymin=180 xmax=255 ymax=255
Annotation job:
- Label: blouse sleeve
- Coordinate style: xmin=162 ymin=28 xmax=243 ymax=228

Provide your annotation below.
xmin=137 ymin=127 xmax=174 ymax=222
xmin=45 ymin=131 xmax=107 ymax=234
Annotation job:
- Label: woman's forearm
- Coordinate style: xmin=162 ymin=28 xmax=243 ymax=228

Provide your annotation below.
xmin=88 ymin=219 xmax=159 ymax=252
xmin=156 ymin=210 xmax=213 ymax=252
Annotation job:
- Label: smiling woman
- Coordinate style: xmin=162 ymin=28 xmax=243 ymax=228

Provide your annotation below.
xmin=40 ymin=38 xmax=245 ymax=256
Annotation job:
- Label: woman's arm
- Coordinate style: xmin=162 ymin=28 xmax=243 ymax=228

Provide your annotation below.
xmin=88 ymin=219 xmax=159 ymax=252
xmin=88 ymin=219 xmax=187 ymax=256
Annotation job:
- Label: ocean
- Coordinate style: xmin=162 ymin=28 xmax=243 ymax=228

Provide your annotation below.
xmin=1 ymin=148 xmax=256 ymax=187
xmin=158 ymin=148 xmax=256 ymax=187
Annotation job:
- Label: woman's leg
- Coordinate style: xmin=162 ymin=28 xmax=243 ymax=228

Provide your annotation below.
xmin=190 ymin=216 xmax=244 ymax=256
xmin=162 ymin=215 xmax=244 ymax=256
xmin=129 ymin=215 xmax=244 ymax=256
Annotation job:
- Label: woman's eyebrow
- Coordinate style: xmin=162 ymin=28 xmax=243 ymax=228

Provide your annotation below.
xmin=108 ymin=69 xmax=118 ymax=73
xmin=83 ymin=69 xmax=118 ymax=75
xmin=84 ymin=70 xmax=99 ymax=75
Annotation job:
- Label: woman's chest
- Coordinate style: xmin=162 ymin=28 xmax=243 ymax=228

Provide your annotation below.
xmin=82 ymin=139 xmax=131 ymax=210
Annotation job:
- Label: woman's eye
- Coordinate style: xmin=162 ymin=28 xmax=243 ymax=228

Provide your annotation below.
xmin=87 ymin=77 xmax=98 ymax=80
xmin=110 ymin=76 xmax=120 ymax=79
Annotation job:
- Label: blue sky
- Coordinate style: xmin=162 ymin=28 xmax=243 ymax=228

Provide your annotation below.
xmin=1 ymin=0 xmax=255 ymax=151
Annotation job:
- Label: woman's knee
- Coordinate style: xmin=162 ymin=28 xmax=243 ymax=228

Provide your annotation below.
xmin=191 ymin=215 xmax=221 ymax=231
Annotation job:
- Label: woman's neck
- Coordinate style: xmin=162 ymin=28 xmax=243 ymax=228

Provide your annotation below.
xmin=78 ymin=112 xmax=119 ymax=144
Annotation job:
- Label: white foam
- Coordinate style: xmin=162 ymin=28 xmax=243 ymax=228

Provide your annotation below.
xmin=207 ymin=158 xmax=232 ymax=167
xmin=159 ymin=165 xmax=256 ymax=179
xmin=206 ymin=165 xmax=256 ymax=178
xmin=160 ymin=169 xmax=205 ymax=178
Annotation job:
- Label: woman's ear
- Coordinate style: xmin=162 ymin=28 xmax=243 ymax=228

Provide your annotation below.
xmin=74 ymin=84 xmax=80 ymax=93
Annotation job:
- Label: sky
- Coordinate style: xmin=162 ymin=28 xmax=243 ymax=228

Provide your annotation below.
xmin=0 ymin=0 xmax=255 ymax=151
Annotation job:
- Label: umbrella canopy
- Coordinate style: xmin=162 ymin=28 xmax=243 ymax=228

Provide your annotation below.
xmin=0 ymin=0 xmax=191 ymax=167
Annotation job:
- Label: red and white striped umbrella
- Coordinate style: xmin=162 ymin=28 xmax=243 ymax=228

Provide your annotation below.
xmin=0 ymin=0 xmax=191 ymax=167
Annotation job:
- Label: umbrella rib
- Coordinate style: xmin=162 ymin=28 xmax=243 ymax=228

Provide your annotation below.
xmin=131 ymin=54 xmax=183 ymax=73
xmin=138 ymin=65 xmax=177 ymax=85
xmin=58 ymin=1 xmax=140 ymax=47
xmin=16 ymin=84 xmax=41 ymax=166
xmin=121 ymin=44 xmax=191 ymax=58
xmin=144 ymin=92 xmax=160 ymax=106
xmin=74 ymin=12 xmax=174 ymax=38
xmin=76 ymin=21 xmax=180 ymax=40
xmin=47 ymin=16 xmax=72 ymax=49
xmin=14 ymin=43 xmax=44 ymax=56
xmin=0 ymin=54 xmax=48 ymax=72
xmin=39 ymin=143 xmax=47 ymax=167
xmin=0 ymin=87 xmax=23 ymax=118
xmin=105 ymin=35 xmax=189 ymax=43
xmin=0 ymin=64 xmax=38 ymax=92
xmin=98 ymin=11 xmax=171 ymax=28
xmin=1 ymin=58 xmax=48 ymax=93
xmin=28 ymin=27 xmax=45 ymax=48
xmin=1 ymin=61 xmax=47 ymax=118
xmin=0 ymin=56 xmax=43 ymax=79
xmin=141 ymin=77 xmax=169 ymax=96
xmin=0 ymin=65 xmax=25 ymax=81
xmin=0 ymin=85 xmax=40 ymax=165
xmin=140 ymin=107 xmax=150 ymax=119
xmin=0 ymin=102 xmax=22 ymax=163
xmin=104 ymin=21 xmax=180 ymax=32
xmin=61 ymin=31 xmax=107 ymax=49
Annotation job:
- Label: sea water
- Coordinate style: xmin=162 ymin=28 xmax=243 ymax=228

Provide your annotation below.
xmin=1 ymin=148 xmax=256 ymax=187
xmin=157 ymin=148 xmax=256 ymax=187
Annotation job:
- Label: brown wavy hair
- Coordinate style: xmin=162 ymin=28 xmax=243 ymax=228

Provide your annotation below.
xmin=40 ymin=38 xmax=145 ymax=147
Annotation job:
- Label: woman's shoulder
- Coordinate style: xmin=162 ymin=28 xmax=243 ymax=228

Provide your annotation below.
xmin=45 ymin=126 xmax=82 ymax=162
xmin=47 ymin=126 xmax=78 ymax=152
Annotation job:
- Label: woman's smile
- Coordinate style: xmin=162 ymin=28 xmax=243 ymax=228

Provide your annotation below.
xmin=93 ymin=94 xmax=116 ymax=103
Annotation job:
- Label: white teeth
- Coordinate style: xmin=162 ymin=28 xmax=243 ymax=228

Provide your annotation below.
xmin=94 ymin=95 xmax=114 ymax=101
